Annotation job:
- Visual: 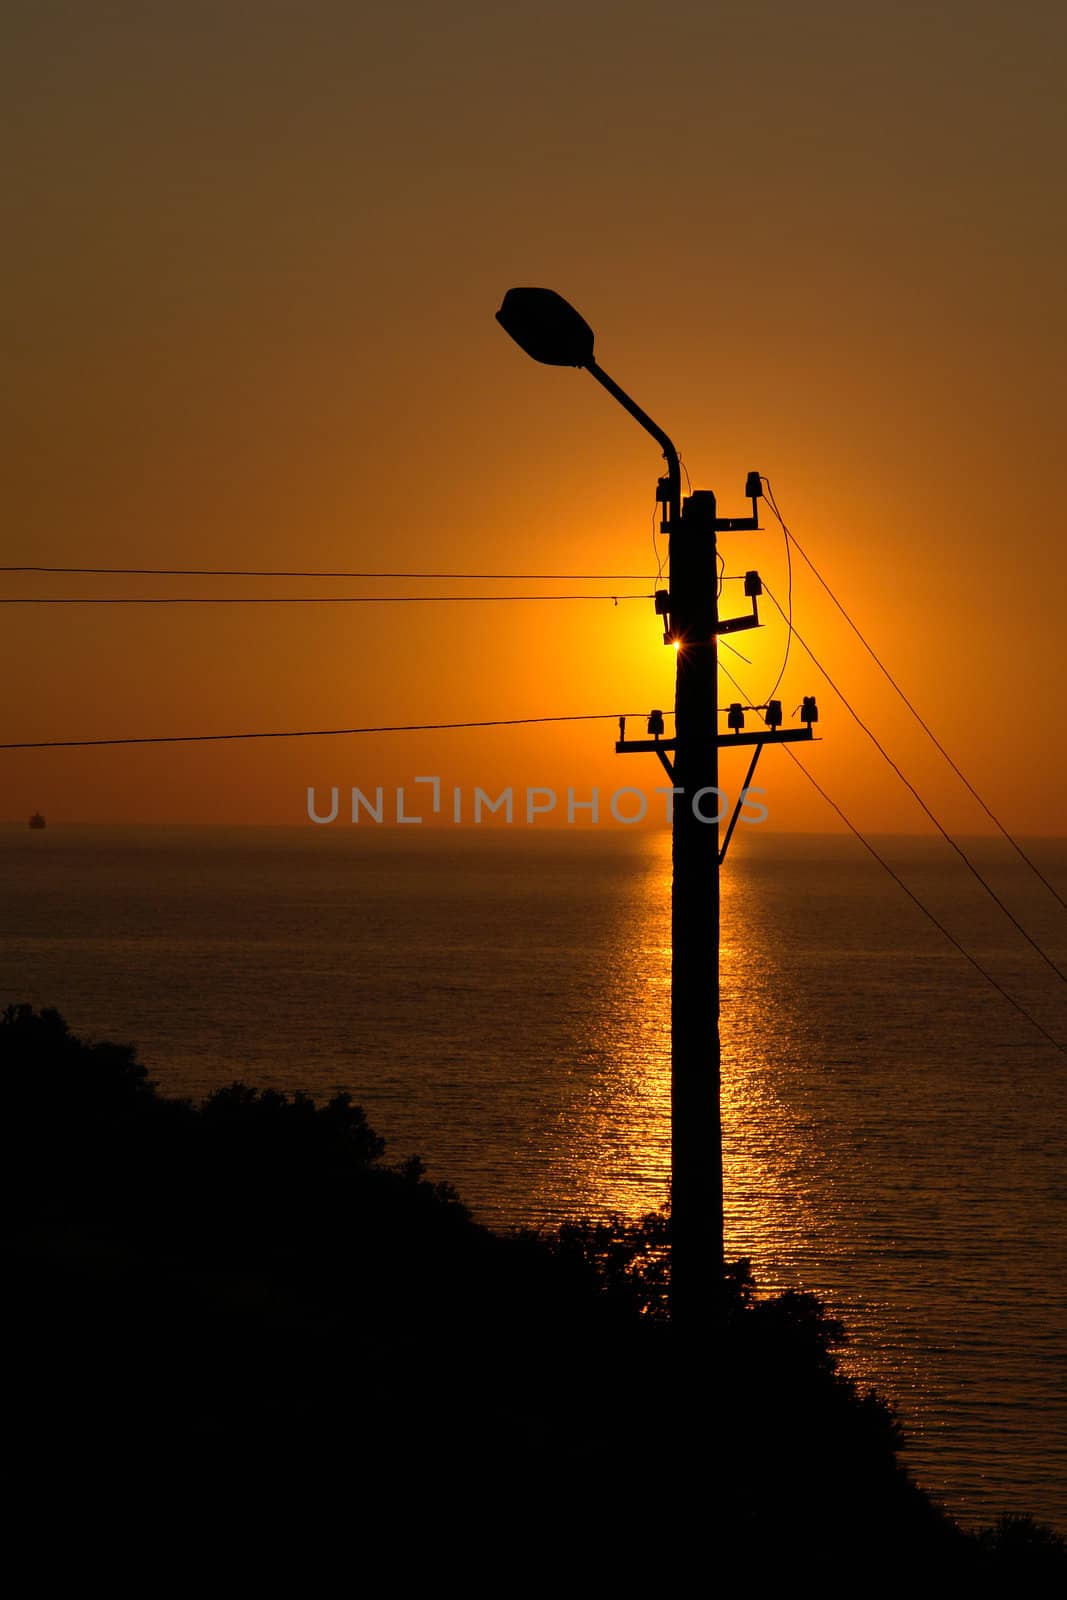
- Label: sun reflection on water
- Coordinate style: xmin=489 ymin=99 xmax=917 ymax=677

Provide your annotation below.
xmin=527 ymin=831 xmax=817 ymax=1272
xmin=720 ymin=856 xmax=823 ymax=1281
xmin=529 ymin=830 xmax=672 ymax=1221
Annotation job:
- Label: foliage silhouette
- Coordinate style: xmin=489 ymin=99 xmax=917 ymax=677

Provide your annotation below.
xmin=1 ymin=1002 xmax=1063 ymax=1576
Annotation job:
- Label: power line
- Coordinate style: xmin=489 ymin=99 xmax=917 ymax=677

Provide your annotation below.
xmin=0 ymin=566 xmax=661 ymax=579
xmin=0 ymin=565 xmax=750 ymax=581
xmin=0 ymin=593 xmax=653 ymax=606
xmin=0 ymin=710 xmax=672 ymax=752
xmin=781 ymin=745 xmax=1067 ymax=1060
xmin=762 ymin=483 xmax=1067 ymax=916
xmin=761 ymin=477 xmax=793 ymax=704
xmin=762 ymin=585 xmax=1067 ymax=990
xmin=716 ymin=655 xmax=1067 ymax=1057
xmin=719 ymin=638 xmax=752 ymax=665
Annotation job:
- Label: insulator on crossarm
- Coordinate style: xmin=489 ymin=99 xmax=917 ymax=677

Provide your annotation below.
xmin=727 ymin=703 xmax=745 ymax=731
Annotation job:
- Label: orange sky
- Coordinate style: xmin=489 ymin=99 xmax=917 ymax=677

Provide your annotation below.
xmin=3 ymin=1 xmax=1065 ymax=833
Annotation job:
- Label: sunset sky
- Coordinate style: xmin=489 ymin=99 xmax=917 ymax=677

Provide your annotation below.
xmin=4 ymin=1 xmax=1065 ymax=832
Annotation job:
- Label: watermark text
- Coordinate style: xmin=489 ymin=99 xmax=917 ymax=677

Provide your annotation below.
xmin=306 ymin=779 xmax=768 ymax=827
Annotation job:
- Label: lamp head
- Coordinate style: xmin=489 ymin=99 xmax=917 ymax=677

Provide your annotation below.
xmin=495 ymin=287 xmax=595 ymax=367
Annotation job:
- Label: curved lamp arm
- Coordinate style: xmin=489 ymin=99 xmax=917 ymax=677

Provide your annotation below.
xmin=585 ymin=358 xmax=680 ymax=530
xmin=496 ymin=287 xmax=681 ymax=528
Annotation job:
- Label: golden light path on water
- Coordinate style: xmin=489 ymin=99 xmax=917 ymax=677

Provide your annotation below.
xmin=529 ymin=829 xmax=812 ymax=1274
xmin=528 ymin=833 xmax=838 ymax=1302
xmin=524 ymin=828 xmax=1067 ymax=1531
xmin=525 ymin=832 xmax=823 ymax=1287
xmin=528 ymin=831 xmax=672 ymax=1222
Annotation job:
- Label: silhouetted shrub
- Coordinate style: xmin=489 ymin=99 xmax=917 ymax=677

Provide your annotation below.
xmin=973 ymin=1513 xmax=1067 ymax=1580
xmin=2 ymin=1002 xmax=1064 ymax=1576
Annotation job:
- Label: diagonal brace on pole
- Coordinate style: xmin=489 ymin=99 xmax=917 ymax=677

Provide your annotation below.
xmin=719 ymin=742 xmax=763 ymax=864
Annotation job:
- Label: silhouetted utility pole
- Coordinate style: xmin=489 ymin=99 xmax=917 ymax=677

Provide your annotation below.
xmin=655 ymin=489 xmax=730 ymax=1336
xmin=617 ymin=481 xmax=817 ymax=1340
xmin=495 ymin=288 xmax=818 ymax=1345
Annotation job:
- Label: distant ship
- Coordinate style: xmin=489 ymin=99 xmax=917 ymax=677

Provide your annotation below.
xmin=28 ymin=812 xmax=46 ymax=830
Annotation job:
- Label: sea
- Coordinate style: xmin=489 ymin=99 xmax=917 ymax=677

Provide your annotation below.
xmin=2 ymin=822 xmax=1065 ymax=1532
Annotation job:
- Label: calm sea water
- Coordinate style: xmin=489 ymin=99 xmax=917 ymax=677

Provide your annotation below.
xmin=2 ymin=823 xmax=1066 ymax=1531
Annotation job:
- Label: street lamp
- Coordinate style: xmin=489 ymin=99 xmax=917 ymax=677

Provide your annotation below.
xmin=496 ymin=286 xmax=724 ymax=1338
xmin=496 ymin=289 xmax=818 ymax=1349
xmin=495 ymin=288 xmax=681 ymax=530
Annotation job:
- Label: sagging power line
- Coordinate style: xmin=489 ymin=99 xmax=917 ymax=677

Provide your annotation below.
xmin=0 ymin=711 xmax=668 ymax=751
xmin=0 ymin=592 xmax=653 ymax=606
xmin=760 ymin=482 xmax=1067 ymax=917
xmin=0 ymin=566 xmax=662 ymax=579
xmin=715 ymin=656 xmax=1067 ymax=1059
xmin=762 ymin=585 xmax=1067 ymax=990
